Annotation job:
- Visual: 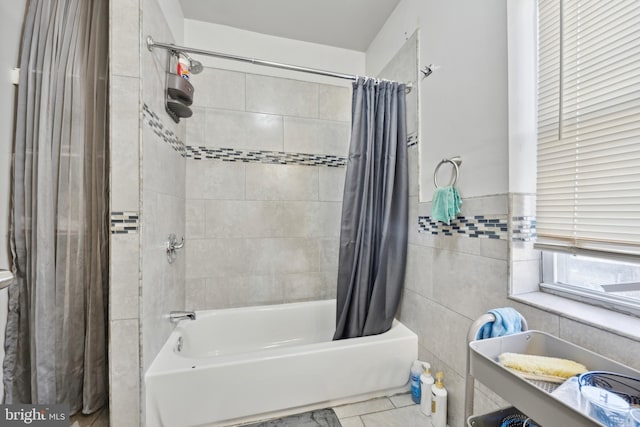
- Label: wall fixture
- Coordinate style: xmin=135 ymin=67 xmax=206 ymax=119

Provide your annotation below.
xmin=166 ymin=233 xmax=185 ymax=264
xmin=433 ymin=156 xmax=462 ymax=188
xmin=421 ymin=64 xmax=440 ymax=79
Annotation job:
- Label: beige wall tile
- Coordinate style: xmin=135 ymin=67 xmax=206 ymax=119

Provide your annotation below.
xmin=110 ymin=234 xmax=140 ymax=320
xmin=426 ymin=303 xmax=472 ymax=374
xmin=397 ymin=289 xmax=429 ymax=345
xmin=205 ymin=109 xmax=284 ymax=152
xmin=283 ymin=117 xmax=349 ymax=156
xmin=186 ymin=160 xmax=245 ymax=200
xmin=431 ymin=249 xmax=509 ymax=320
xmin=559 ymin=318 xmax=640 ymax=371
xmin=246 ymin=74 xmax=318 ymax=118
xmin=185 ymin=278 xmax=207 ymax=311
xmin=479 ymin=237 xmax=508 ymax=260
xmin=280 ymin=201 xmax=342 ymax=238
xmin=510 ymin=301 xmax=560 ymax=335
xmin=459 ymin=194 xmax=509 ymax=217
xmin=205 ymin=275 xmax=284 ymax=309
xmin=185 ymin=238 xmax=246 ymax=279
xmin=245 ymin=163 xmax=318 ymax=201
xmin=141 ymin=0 xmax=178 ymax=124
xmin=110 ymin=0 xmax=140 ymax=78
xmin=244 ymin=238 xmax=320 ymax=275
xmin=154 ymin=193 xmax=185 ymax=240
xmin=141 ymin=125 xmax=186 ymax=195
xmin=404 ymin=244 xmax=434 ymax=300
xmin=109 ymin=319 xmax=140 ymax=427
xmin=204 ymin=200 xmax=284 ymax=238
xmin=185 ymin=199 xmax=205 ymax=239
xmin=281 ymin=273 xmax=326 ymax=302
xmin=141 ymin=237 xmax=185 ymax=371
xmin=318 ymin=84 xmax=351 ymax=122
xmin=193 ymin=68 xmax=246 ymax=111
xmin=186 ymin=107 xmax=206 ymax=147
xmin=319 ymin=167 xmax=346 ymax=202
xmin=110 ymin=76 xmax=140 ymax=211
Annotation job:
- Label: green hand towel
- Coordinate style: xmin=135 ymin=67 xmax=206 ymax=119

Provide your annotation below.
xmin=431 ymin=186 xmax=462 ymax=225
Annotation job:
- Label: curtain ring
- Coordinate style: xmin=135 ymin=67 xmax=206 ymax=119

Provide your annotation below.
xmin=433 ymin=158 xmax=460 ymax=188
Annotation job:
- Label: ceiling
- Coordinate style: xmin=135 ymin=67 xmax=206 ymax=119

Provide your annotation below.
xmin=179 ymin=0 xmax=401 ymax=52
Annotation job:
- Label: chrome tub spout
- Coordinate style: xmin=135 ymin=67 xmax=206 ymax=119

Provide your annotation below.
xmin=169 ymin=310 xmax=196 ymax=323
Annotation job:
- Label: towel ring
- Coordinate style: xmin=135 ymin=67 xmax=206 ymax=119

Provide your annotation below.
xmin=433 ymin=157 xmax=462 ymax=188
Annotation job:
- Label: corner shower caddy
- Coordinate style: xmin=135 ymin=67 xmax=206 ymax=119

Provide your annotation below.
xmin=466 ymin=319 xmax=640 ymax=426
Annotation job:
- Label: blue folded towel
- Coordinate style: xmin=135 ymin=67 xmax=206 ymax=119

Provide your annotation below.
xmin=431 ymin=186 xmax=462 ymax=225
xmin=477 ymin=307 xmax=523 ymax=340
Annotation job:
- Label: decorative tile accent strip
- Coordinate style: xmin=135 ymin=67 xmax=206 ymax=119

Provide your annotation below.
xmin=142 ymin=103 xmax=347 ymax=167
xmin=111 ymin=211 xmax=139 ymax=234
xmin=142 ymin=103 xmax=186 ymax=156
xmin=407 ymin=133 xmax=419 ymax=148
xmin=185 ymin=146 xmax=347 ymax=167
xmin=512 ymin=216 xmax=537 ymax=241
xmin=418 ymin=215 xmax=509 ymax=240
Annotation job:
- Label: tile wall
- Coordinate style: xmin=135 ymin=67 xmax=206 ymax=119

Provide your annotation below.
xmin=108 ymin=0 xmax=142 ymax=425
xmin=399 ymin=192 xmax=533 ymax=426
xmin=184 ymin=70 xmax=350 ymax=310
xmin=109 ymin=0 xmax=187 ymax=425
xmin=397 ymin=189 xmax=640 ymax=426
xmin=140 ymin=0 xmax=186 ymax=378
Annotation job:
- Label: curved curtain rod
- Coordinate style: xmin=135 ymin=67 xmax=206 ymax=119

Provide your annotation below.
xmin=146 ymin=36 xmax=412 ymax=93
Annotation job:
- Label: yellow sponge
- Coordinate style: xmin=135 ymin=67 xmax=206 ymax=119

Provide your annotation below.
xmin=498 ymin=352 xmax=588 ymax=380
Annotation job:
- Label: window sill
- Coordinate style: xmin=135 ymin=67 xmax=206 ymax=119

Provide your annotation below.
xmin=509 ymin=291 xmax=640 ymax=342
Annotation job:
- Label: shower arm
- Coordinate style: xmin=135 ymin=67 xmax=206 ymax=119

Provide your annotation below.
xmin=146 ymin=36 xmax=413 ymax=93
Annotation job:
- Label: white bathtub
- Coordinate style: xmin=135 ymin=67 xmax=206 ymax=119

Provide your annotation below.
xmin=145 ymin=299 xmax=417 ymax=427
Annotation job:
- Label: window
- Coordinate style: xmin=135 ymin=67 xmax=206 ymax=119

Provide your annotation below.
xmin=536 ymin=0 xmax=640 ymax=311
xmin=541 ymin=252 xmax=640 ymax=316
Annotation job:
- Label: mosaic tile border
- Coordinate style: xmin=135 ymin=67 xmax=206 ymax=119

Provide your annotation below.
xmin=418 ymin=215 xmax=539 ymax=242
xmin=512 ymin=216 xmax=537 ymax=242
xmin=142 ymin=103 xmax=186 ymax=156
xmin=111 ymin=211 xmax=139 ymax=234
xmin=407 ymin=133 xmax=419 ymax=148
xmin=418 ymin=215 xmax=509 ymax=240
xmin=143 ymin=103 xmax=415 ymax=167
xmin=185 ymin=146 xmax=347 ymax=167
xmin=142 ymin=104 xmax=347 ymax=167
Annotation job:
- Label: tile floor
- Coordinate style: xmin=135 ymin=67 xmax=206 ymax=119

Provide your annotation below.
xmin=333 ymin=393 xmax=431 ymax=427
xmin=66 ymin=394 xmax=429 ymax=427
xmin=69 ymin=406 xmax=109 ymax=427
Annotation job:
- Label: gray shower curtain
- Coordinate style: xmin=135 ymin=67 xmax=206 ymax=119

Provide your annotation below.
xmin=5 ymin=0 xmax=109 ymax=414
xmin=333 ymin=78 xmax=408 ymax=340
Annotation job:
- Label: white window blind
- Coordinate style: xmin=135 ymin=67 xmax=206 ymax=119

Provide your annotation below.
xmin=536 ymin=0 xmax=640 ymax=259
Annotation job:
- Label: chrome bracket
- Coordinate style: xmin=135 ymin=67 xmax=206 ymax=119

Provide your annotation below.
xmin=166 ymin=233 xmax=185 ymax=264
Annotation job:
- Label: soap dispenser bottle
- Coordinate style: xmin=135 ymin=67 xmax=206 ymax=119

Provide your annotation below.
xmin=420 ymin=363 xmax=434 ymax=416
xmin=431 ymin=371 xmax=448 ymax=427
xmin=410 ymin=360 xmax=423 ymax=404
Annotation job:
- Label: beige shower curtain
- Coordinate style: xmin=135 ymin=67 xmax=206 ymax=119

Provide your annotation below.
xmin=5 ymin=0 xmax=109 ymax=414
